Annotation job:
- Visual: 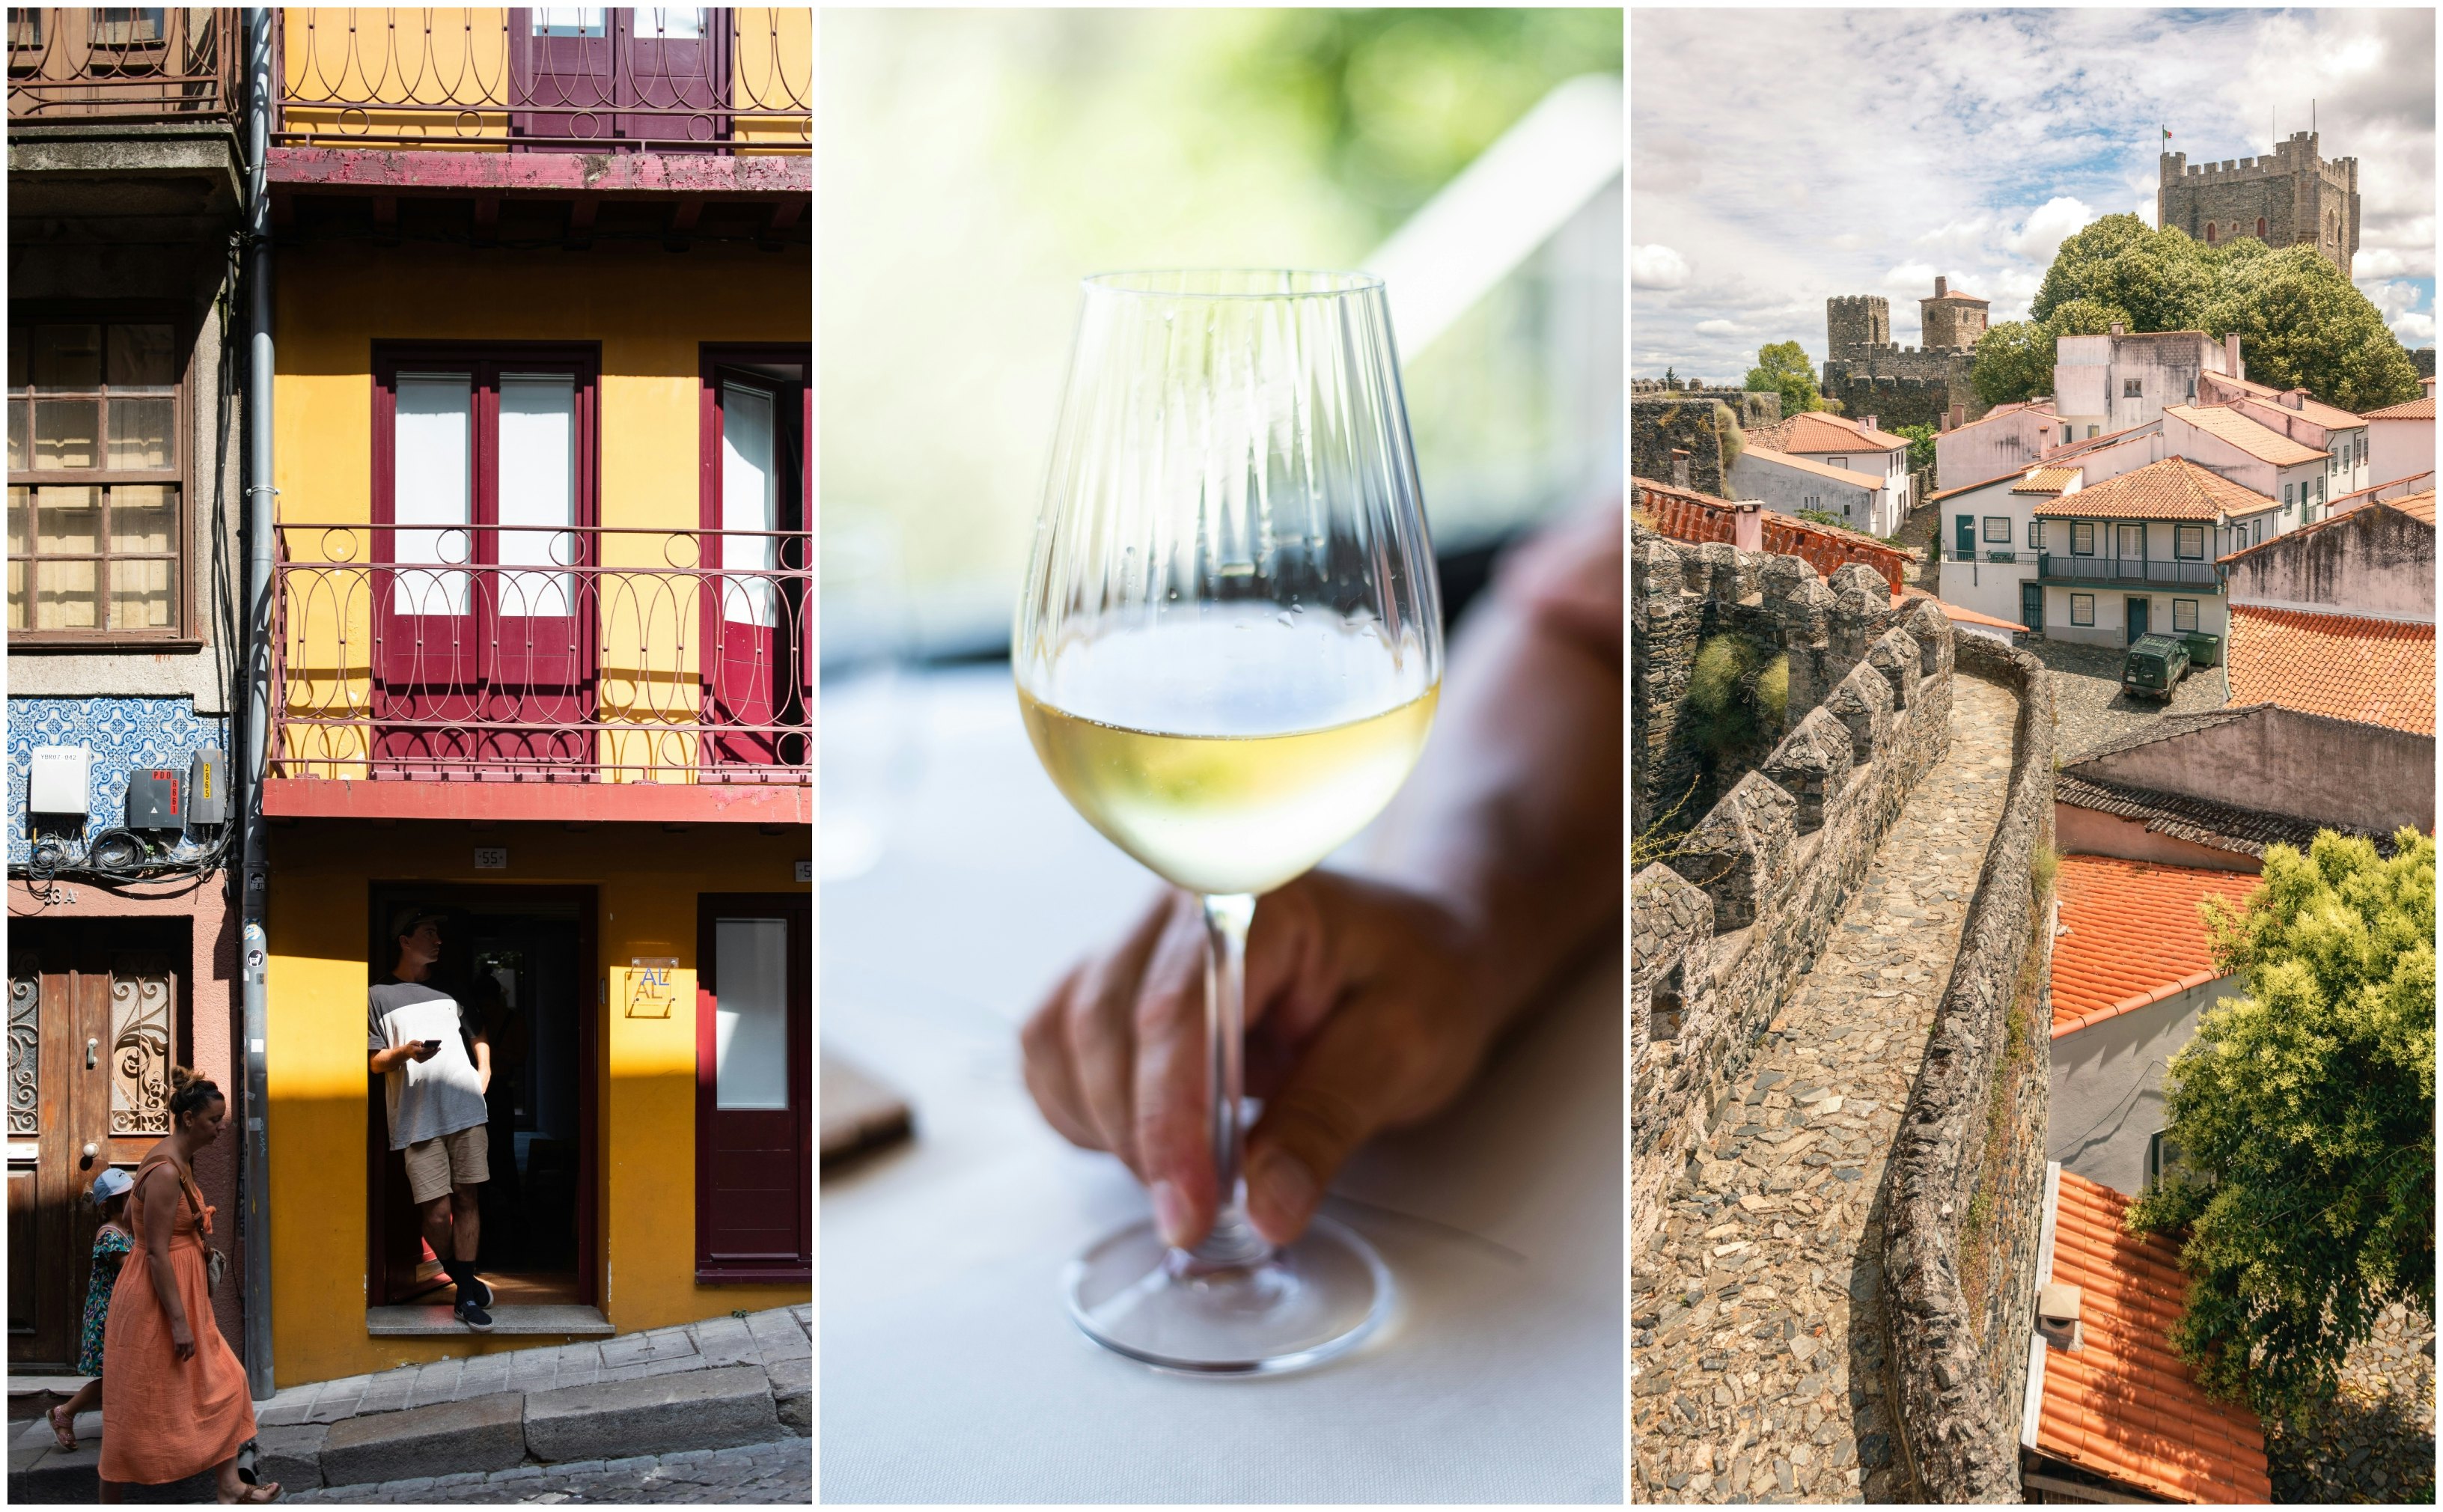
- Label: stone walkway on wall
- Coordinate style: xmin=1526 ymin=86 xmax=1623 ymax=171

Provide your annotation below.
xmin=2267 ymin=1303 xmax=2438 ymax=1504
xmin=1631 ymin=674 xmax=2019 ymax=1505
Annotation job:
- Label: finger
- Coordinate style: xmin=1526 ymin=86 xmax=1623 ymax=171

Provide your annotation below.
xmin=1132 ymin=900 xmax=1224 ymax=1248
xmin=1242 ymin=1005 xmax=1406 ymax=1246
xmin=1242 ymin=878 xmax=1334 ymax=1043
xmin=1064 ymin=895 xmax=1176 ymax=1176
xmin=1019 ymin=969 xmax=1101 ymax=1151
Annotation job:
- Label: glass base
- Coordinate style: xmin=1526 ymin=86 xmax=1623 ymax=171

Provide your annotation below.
xmin=1063 ymin=1213 xmax=1391 ymax=1376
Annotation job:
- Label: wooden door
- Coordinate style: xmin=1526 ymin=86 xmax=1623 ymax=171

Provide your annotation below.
xmin=7 ymin=928 xmax=177 ymax=1369
xmin=617 ymin=7 xmax=729 ymax=150
xmin=508 ymin=7 xmax=617 ymax=147
xmin=699 ymin=359 xmax=808 ymax=775
xmin=695 ymin=894 xmax=810 ymax=1280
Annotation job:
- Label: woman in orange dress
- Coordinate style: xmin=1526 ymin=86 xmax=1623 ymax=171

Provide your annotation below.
xmin=99 ymin=1069 xmax=278 ymax=1503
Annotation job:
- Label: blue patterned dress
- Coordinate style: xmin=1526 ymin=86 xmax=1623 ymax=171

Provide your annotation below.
xmin=76 ymin=1224 xmax=132 ymax=1377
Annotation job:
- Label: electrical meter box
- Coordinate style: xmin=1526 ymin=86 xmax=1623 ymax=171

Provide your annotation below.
xmin=28 ymin=746 xmax=92 ymax=816
xmin=126 ymin=769 xmax=182 ymax=831
xmin=187 ymin=747 xmax=229 ymax=826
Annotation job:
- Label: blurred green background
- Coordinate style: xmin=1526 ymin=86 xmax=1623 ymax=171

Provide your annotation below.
xmin=821 ymin=7 xmax=1623 ymax=655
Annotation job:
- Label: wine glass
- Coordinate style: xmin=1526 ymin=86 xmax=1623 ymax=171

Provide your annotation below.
xmin=1013 ymin=269 xmax=1444 ymax=1374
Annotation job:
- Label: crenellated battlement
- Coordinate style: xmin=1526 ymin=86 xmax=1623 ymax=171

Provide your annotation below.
xmin=1631 ymin=528 xmax=1957 ymax=1258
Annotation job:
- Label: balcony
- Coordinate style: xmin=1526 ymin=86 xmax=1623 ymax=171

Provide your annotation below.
xmin=2034 ymin=552 xmax=2221 ymax=589
xmin=5 ymin=7 xmax=239 ymax=124
xmin=275 ymin=8 xmax=809 ymax=155
xmin=267 ymin=519 xmax=809 ymax=824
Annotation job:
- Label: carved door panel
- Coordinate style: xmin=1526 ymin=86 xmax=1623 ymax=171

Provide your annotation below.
xmin=7 ymin=933 xmax=175 ymax=1369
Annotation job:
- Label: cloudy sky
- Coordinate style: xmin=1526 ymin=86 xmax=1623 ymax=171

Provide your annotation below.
xmin=1631 ymin=7 xmax=2436 ymax=382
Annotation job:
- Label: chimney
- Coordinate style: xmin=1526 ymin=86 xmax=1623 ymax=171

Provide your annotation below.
xmin=2225 ymin=332 xmax=2245 ymax=380
xmin=2108 ymin=322 xmax=2125 ymax=336
xmin=1671 ymin=448 xmax=1690 ymax=490
xmin=2037 ymin=1282 xmax=2084 ymax=1352
xmin=2423 ymin=376 xmax=2436 ymax=397
xmin=2284 ymin=390 xmax=2305 ymax=411
xmin=1951 ymin=403 xmax=1966 ymax=430
xmin=1861 ymin=415 xmax=1879 ymax=433
xmin=1731 ymin=502 xmax=1763 ymax=553
xmin=1934 ymin=275 xmax=1948 ymax=299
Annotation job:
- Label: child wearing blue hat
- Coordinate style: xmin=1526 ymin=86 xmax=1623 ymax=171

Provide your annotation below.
xmin=46 ymin=1168 xmax=135 ymax=1451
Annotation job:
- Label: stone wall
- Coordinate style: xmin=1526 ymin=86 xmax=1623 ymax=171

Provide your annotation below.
xmin=1632 ymin=552 xmax=1958 ymax=1260
xmin=1632 ymin=395 xmax=1739 ymax=498
xmin=2158 ymin=133 xmax=2359 ymax=279
xmin=2414 ymin=348 xmax=2436 ymax=381
xmin=1822 ymin=353 xmax=1979 ymax=434
xmin=1632 ymin=378 xmax=1783 ymax=430
xmin=1879 ymin=633 xmax=2056 ymax=1502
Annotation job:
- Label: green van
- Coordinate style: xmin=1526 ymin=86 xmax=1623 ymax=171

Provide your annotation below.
xmin=2122 ymin=632 xmax=2192 ymax=701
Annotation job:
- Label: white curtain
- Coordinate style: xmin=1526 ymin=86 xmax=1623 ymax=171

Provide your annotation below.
xmin=721 ymin=382 xmax=778 ymax=627
xmin=498 ymin=375 xmax=577 ymax=618
xmin=394 ymin=375 xmax=471 ymax=616
xmin=714 ymin=917 xmax=790 ymax=1110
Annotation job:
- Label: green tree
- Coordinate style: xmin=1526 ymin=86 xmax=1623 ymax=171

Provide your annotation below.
xmin=2203 ymin=246 xmax=2424 ymax=412
xmin=1970 ymin=318 xmax=2057 ymax=407
xmin=2128 ymin=829 xmax=2437 ymax=1425
xmin=1742 ymin=340 xmax=1820 ymax=419
xmin=2031 ymin=214 xmax=2213 ymax=333
xmin=1894 ymin=423 xmax=1937 ymax=474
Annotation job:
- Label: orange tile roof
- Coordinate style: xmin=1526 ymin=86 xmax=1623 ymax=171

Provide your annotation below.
xmin=2012 ymin=467 xmax=2083 ymax=495
xmin=2390 ymin=489 xmax=2437 ymax=522
xmin=2044 ymin=419 xmax=2159 ymax=463
xmin=1924 ymin=287 xmax=1989 ymax=304
xmin=2364 ymin=395 xmax=2436 ymax=420
xmin=1736 ymin=446 xmax=1899 ymax=490
xmin=2206 ymin=374 xmax=2365 ymax=430
xmin=2225 ymin=606 xmax=2437 ymax=735
xmin=1776 ymin=411 xmax=1910 ymax=454
xmin=2165 ymin=404 xmax=2329 ymax=466
xmin=1927 ymin=469 xmax=2028 ymax=503
xmin=2032 ymin=457 xmax=2270 ymax=522
xmin=1894 ymin=586 xmax=2028 ymax=632
xmin=2052 ymin=856 xmax=2253 ymax=1036
xmin=2219 ymin=486 xmax=2439 ymax=564
xmin=2036 ymin=1171 xmax=2275 ymax=1504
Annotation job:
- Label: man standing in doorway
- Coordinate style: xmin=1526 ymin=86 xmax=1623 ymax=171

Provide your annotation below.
xmin=368 ymin=911 xmax=495 ymax=1330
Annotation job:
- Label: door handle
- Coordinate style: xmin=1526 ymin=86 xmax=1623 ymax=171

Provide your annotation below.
xmin=81 ymin=1142 xmax=97 ymax=1168
xmin=85 ymin=1037 xmax=98 ymax=1070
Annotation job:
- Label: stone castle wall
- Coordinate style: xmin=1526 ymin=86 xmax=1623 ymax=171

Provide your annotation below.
xmin=1632 ymin=378 xmax=1784 ymax=430
xmin=1632 ymin=535 xmax=1959 ymax=1260
xmin=2158 ymin=133 xmax=2359 ymax=279
xmin=1632 ymin=395 xmax=1739 ymax=499
xmin=1879 ymin=632 xmax=2057 ymax=1502
xmin=1823 ymin=338 xmax=1983 ymax=433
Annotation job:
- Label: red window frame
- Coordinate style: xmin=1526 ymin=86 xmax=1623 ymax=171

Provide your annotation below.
xmin=697 ymin=344 xmax=810 ymax=772
xmin=694 ymin=892 xmax=811 ymax=1281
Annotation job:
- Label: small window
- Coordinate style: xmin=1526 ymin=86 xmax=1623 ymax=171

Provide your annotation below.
xmin=533 ymin=7 xmax=609 ymax=37
xmin=2254 ymin=519 xmax=2265 ymax=546
xmin=2173 ymin=599 xmax=2198 ymax=632
xmin=1983 ymin=516 xmax=2012 ymax=543
xmin=2072 ymin=522 xmax=2096 ymax=556
xmin=2146 ymin=1130 xmax=2186 ymax=1189
xmin=2029 ymin=521 xmax=2046 ymax=550
xmin=2061 ymin=425 xmax=2072 ymax=445
xmin=2070 ymin=593 xmax=2095 ymax=627
xmin=2123 ymin=378 xmax=2142 ymax=398
xmin=2284 ymin=482 xmax=2293 ymax=507
xmin=2255 ymin=217 xmax=2265 ymax=238
xmin=2176 ymin=525 xmax=2204 ymax=559
xmin=2317 ymin=475 xmax=2326 ymax=502
xmin=2087 ymin=424 xmax=2099 ymax=439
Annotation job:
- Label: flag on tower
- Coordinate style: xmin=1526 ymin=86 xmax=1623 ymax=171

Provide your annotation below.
xmin=2163 ymin=126 xmax=2174 ymax=140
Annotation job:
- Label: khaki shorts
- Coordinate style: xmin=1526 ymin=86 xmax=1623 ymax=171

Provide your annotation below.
xmin=403 ymin=1124 xmax=489 ymax=1205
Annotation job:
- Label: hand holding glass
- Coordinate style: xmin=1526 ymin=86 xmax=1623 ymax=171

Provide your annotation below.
xmin=1013 ymin=269 xmax=1443 ymax=1374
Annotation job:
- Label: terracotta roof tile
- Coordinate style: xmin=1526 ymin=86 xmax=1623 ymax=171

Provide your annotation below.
xmin=2219 ymin=487 xmax=2439 ymax=564
xmin=2013 ymin=467 xmax=2084 ymax=494
xmin=2037 ymin=1171 xmax=2275 ymax=1505
xmin=2045 ymin=419 xmax=2160 ymax=463
xmin=2224 ymin=606 xmax=2436 ymax=735
xmin=1736 ymin=447 xmax=1899 ymax=491
xmin=2032 ymin=457 xmax=2271 ymax=522
xmin=1924 ymin=287 xmax=1989 ymax=304
xmin=2165 ymin=404 xmax=2330 ymax=466
xmin=2361 ymin=395 xmax=2434 ymax=420
xmin=1894 ymin=586 xmax=2027 ymax=631
xmin=2053 ymin=773 xmax=2385 ymax=860
xmin=2391 ymin=489 xmax=2437 ymax=523
xmin=2052 ymin=856 xmax=2253 ymax=1036
xmin=1928 ymin=469 xmax=2028 ymax=503
xmin=2206 ymin=374 xmax=2366 ymax=430
xmin=1769 ymin=411 xmax=1911 ymax=454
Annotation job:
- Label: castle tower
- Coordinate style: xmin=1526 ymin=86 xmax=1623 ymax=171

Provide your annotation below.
xmin=1919 ymin=275 xmax=1989 ymax=351
xmin=1826 ymin=295 xmax=1889 ymax=359
xmin=2157 ymin=130 xmax=2359 ymax=280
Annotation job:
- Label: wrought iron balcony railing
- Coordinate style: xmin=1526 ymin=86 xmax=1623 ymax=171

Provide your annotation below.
xmin=2034 ymin=552 xmax=2221 ymax=588
xmin=6 ymin=7 xmax=239 ymax=123
xmin=275 ymin=8 xmax=809 ymax=154
xmin=272 ymin=520 xmax=808 ymax=785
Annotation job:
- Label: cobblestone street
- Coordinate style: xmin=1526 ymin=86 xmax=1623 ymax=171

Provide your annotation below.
xmin=2019 ymin=636 xmax=2229 ymax=760
xmin=1631 ymin=674 xmax=2019 ymax=1504
xmin=2267 ymin=1303 xmax=2438 ymax=1504
xmin=282 ymin=1439 xmax=809 ymax=1505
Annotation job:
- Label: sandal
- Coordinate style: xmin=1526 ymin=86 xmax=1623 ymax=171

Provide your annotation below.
xmin=46 ymin=1403 xmax=76 ymax=1451
xmin=218 ymin=1481 xmax=281 ymax=1504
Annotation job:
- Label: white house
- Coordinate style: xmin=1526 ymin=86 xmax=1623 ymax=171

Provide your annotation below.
xmin=1933 ymin=465 xmax=2073 ymax=635
xmin=2162 ymin=404 xmax=2333 ymax=523
xmin=2363 ymin=381 xmax=2436 ymax=495
xmin=2052 ymin=328 xmax=2240 ymax=442
xmin=1934 ymin=399 xmax=2055 ymax=492
xmin=1727 ymin=444 xmax=1906 ymax=537
xmin=2027 ymin=455 xmax=2275 ymax=648
xmin=2198 ymin=370 xmax=2370 ymax=508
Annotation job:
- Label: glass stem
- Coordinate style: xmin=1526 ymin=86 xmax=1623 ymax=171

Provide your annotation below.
xmin=1187 ymin=891 xmax=1269 ymax=1269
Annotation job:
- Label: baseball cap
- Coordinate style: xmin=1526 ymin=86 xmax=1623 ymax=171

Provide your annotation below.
xmin=91 ymin=1168 xmax=133 ymax=1204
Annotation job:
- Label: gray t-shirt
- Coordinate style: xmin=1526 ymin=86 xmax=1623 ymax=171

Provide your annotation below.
xmin=367 ymin=980 xmax=489 ymax=1150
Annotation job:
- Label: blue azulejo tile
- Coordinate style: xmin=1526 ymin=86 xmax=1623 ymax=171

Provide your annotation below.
xmin=6 ymin=697 xmax=231 ymax=866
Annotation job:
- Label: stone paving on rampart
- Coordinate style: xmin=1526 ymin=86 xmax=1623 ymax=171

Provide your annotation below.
xmin=1631 ymin=674 xmax=2019 ymax=1504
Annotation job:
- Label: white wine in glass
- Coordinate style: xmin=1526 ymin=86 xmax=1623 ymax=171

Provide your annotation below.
xmin=1015 ymin=269 xmax=1443 ymax=1374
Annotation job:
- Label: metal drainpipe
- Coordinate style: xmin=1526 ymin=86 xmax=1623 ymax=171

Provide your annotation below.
xmin=240 ymin=4 xmax=276 ymax=1400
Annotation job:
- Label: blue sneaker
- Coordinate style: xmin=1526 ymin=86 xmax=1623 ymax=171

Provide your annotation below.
xmin=454 ymin=1295 xmax=494 ymax=1331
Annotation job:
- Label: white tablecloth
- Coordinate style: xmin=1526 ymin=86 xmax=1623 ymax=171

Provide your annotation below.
xmin=819 ymin=665 xmax=1622 ymax=1503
